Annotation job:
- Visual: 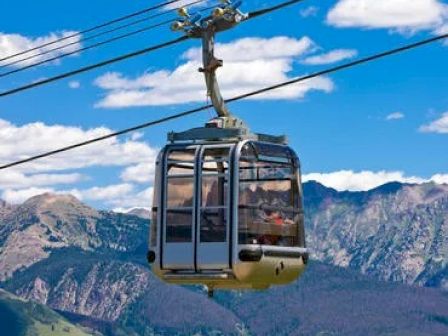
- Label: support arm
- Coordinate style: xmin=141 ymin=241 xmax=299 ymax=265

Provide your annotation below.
xmin=200 ymin=26 xmax=230 ymax=117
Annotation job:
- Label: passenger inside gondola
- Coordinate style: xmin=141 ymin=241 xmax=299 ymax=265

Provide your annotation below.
xmin=238 ymin=142 xmax=302 ymax=247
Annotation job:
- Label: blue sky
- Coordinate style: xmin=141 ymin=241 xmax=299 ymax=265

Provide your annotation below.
xmin=0 ymin=0 xmax=447 ymax=209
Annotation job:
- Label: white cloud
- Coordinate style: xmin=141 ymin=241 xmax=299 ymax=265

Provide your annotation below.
xmin=386 ymin=112 xmax=405 ymax=121
xmin=94 ymin=36 xmax=335 ymax=108
xmin=302 ymin=49 xmax=358 ymax=65
xmin=303 ymin=170 xmax=426 ymax=191
xmin=68 ymin=81 xmax=80 ymax=89
xmin=327 ymin=0 xmax=447 ymax=32
xmin=1 ymin=187 xmax=54 ymax=204
xmin=104 ymin=186 xmax=154 ymax=209
xmin=419 ymin=112 xmax=448 ymax=133
xmin=164 ymin=0 xmax=207 ymax=10
xmin=431 ymin=174 xmax=448 ymax=184
xmin=69 ymin=183 xmax=134 ymax=202
xmin=181 ymin=36 xmax=315 ymax=62
xmin=0 ymin=119 xmax=159 ymax=208
xmin=121 ymin=162 xmax=156 ymax=184
xmin=0 ymin=119 xmax=158 ymax=173
xmin=435 ymin=23 xmax=448 ymax=45
xmin=1 ymin=181 xmax=153 ymax=208
xmin=0 ymin=31 xmax=82 ymax=67
xmin=436 ymin=23 xmax=448 ymax=34
xmin=130 ymin=131 xmax=144 ymax=141
xmin=300 ymin=6 xmax=319 ymax=18
xmin=67 ymin=184 xmax=153 ymax=209
xmin=0 ymin=171 xmax=84 ymax=189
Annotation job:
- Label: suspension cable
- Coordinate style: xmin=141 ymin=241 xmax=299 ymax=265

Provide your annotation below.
xmin=0 ymin=36 xmax=189 ymax=98
xmin=0 ymin=0 xmax=306 ymax=98
xmin=0 ymin=2 xmax=217 ymax=78
xmin=0 ymin=31 xmax=446 ymax=170
xmin=0 ymin=0 xmax=186 ymax=63
xmin=0 ymin=0 xmax=208 ymax=71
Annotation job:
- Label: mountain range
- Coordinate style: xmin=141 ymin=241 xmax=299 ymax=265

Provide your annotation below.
xmin=0 ymin=288 xmax=98 ymax=336
xmin=0 ymin=181 xmax=447 ymax=335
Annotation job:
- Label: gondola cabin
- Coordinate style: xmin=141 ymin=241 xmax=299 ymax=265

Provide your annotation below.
xmin=147 ymin=132 xmax=308 ymax=294
xmin=147 ymin=1 xmax=308 ymax=296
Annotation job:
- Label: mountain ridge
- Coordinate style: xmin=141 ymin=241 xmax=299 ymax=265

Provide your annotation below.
xmin=0 ymin=193 xmax=148 ymax=281
xmin=305 ymin=181 xmax=448 ymax=289
xmin=0 ymin=182 xmax=447 ymax=335
xmin=1 ymin=181 xmax=447 ymax=287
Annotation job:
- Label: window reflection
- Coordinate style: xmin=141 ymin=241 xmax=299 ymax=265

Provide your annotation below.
xmin=165 ymin=149 xmax=195 ymax=244
xmin=238 ymin=142 xmax=301 ymax=247
xmin=167 ymin=177 xmax=194 ymax=207
xmin=168 ymin=162 xmax=194 ymax=175
xmin=168 ymin=150 xmax=195 ymax=162
xmin=166 ymin=209 xmax=193 ymax=243
xmin=239 ymin=208 xmax=298 ymax=246
xmin=200 ymin=208 xmax=227 ymax=242
xmin=239 ymin=180 xmax=293 ymax=208
xmin=202 ymin=176 xmax=228 ymax=207
xmin=200 ymin=148 xmax=229 ymax=243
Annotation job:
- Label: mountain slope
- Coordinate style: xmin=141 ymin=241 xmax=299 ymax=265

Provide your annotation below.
xmin=0 ymin=193 xmax=148 ymax=281
xmin=3 ymin=248 xmax=242 ymax=335
xmin=5 ymin=253 xmax=448 ymax=336
xmin=0 ymin=199 xmax=15 ymax=219
xmin=0 ymin=185 xmax=447 ymax=335
xmin=215 ymin=261 xmax=448 ymax=336
xmin=304 ymin=181 xmax=448 ymax=289
xmin=0 ymin=288 xmax=99 ymax=336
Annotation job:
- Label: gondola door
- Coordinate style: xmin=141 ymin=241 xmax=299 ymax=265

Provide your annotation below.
xmin=162 ymin=146 xmax=198 ymax=270
xmin=196 ymin=145 xmax=232 ymax=270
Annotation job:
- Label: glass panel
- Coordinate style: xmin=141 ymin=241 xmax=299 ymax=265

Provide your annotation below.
xmin=239 ymin=166 xmax=257 ymax=180
xmin=166 ymin=209 xmax=192 ymax=243
xmin=150 ymin=208 xmax=158 ymax=246
xmin=200 ymin=208 xmax=227 ymax=242
xmin=202 ymin=175 xmax=228 ymax=207
xmin=238 ymin=208 xmax=298 ymax=246
xmin=203 ymin=148 xmax=230 ymax=161
xmin=168 ymin=149 xmax=196 ymax=162
xmin=241 ymin=143 xmax=256 ymax=159
xmin=203 ymin=161 xmax=229 ymax=173
xmin=238 ymin=142 xmax=301 ymax=247
xmin=167 ymin=149 xmax=196 ymax=175
xmin=168 ymin=162 xmax=194 ymax=175
xmin=239 ymin=164 xmax=293 ymax=181
xmin=167 ymin=177 xmax=194 ymax=207
xmin=253 ymin=142 xmax=293 ymax=161
xmin=258 ymin=166 xmax=293 ymax=180
xmin=239 ymin=180 xmax=294 ymax=208
xmin=202 ymin=148 xmax=230 ymax=173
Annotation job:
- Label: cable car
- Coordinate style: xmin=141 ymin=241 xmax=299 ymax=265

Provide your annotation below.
xmin=146 ymin=1 xmax=308 ymax=297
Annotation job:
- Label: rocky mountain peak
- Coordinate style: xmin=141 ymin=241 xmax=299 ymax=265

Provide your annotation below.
xmin=18 ymin=193 xmax=99 ymax=219
xmin=368 ymin=181 xmax=406 ymax=195
xmin=305 ymin=181 xmax=448 ymax=288
xmin=0 ymin=193 xmax=149 ymax=282
xmin=124 ymin=207 xmax=151 ymax=220
xmin=303 ymin=181 xmax=338 ymax=202
xmin=401 ymin=182 xmax=448 ymax=204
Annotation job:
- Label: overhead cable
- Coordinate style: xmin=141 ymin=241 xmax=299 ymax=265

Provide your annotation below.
xmin=0 ymin=0 xmax=186 ymax=63
xmin=0 ymin=31 xmax=447 ymax=170
xmin=0 ymin=0 xmax=208 ymax=71
xmin=0 ymin=36 xmax=189 ymax=98
xmin=0 ymin=0 xmax=305 ymax=97
xmin=0 ymin=2 xmax=217 ymax=78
